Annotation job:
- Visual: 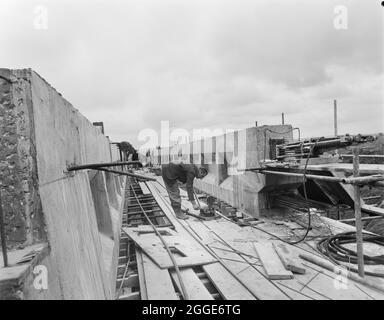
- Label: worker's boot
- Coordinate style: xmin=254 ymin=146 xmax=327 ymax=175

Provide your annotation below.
xmin=173 ymin=206 xmax=189 ymax=220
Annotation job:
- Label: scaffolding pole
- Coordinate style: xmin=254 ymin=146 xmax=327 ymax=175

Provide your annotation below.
xmin=353 ymin=148 xmax=365 ymax=278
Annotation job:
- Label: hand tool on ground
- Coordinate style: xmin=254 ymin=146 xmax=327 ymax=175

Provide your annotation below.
xmin=182 ymin=208 xmax=208 ymax=220
xmin=192 ymin=190 xmax=220 ymax=220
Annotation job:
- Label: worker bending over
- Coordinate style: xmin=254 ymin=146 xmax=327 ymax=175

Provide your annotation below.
xmin=161 ymin=163 xmax=208 ymax=219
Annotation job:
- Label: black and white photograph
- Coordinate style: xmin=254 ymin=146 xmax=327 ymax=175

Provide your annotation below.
xmin=0 ymin=0 xmax=384 ymax=308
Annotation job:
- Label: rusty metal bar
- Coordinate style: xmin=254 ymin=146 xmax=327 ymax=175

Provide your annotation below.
xmin=0 ymin=189 xmax=8 ymax=267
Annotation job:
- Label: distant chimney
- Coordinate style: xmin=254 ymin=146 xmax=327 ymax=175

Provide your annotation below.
xmin=333 ymin=100 xmax=338 ymax=136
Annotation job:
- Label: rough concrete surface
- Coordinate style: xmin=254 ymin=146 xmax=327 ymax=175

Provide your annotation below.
xmin=0 ymin=69 xmax=124 ymax=299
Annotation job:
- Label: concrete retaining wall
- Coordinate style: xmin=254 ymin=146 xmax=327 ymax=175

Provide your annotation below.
xmin=0 ymin=69 xmax=124 ymax=299
xmin=150 ymin=125 xmax=294 ymax=217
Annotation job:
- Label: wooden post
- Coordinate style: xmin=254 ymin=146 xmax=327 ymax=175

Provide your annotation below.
xmin=334 ymin=100 xmax=338 ymax=136
xmin=353 ymin=148 xmax=365 ymax=277
xmin=281 ymin=113 xmax=285 ymax=125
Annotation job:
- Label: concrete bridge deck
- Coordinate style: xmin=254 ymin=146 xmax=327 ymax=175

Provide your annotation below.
xmin=118 ymin=173 xmax=384 ymax=300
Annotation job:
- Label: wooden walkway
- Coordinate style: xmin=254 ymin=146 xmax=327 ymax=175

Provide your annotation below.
xmin=120 ymin=175 xmax=384 ymax=300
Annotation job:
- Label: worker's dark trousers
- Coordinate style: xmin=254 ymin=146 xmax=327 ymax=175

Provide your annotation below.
xmin=162 ymin=176 xmax=182 ymax=215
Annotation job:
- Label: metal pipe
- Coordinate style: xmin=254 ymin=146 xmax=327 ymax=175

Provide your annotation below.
xmin=261 ymin=170 xmax=344 ymax=182
xmin=276 ymin=153 xmax=310 ymax=159
xmin=241 ymin=168 xmax=384 ymax=185
xmin=362 ymin=195 xmax=382 ymax=201
xmin=0 ymin=190 xmax=8 ymax=267
xmin=343 ymin=175 xmax=384 ymax=185
xmin=283 ymin=139 xmax=341 ymax=149
xmin=238 ymin=167 xmax=265 ymax=172
xmin=341 ymin=154 xmax=384 ymax=158
xmin=67 ymin=161 xmax=141 ymax=171
xmin=96 ymin=168 xmax=156 ymax=181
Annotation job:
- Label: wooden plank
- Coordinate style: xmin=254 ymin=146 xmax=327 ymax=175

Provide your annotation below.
xmin=209 ymin=242 xmax=290 ymax=300
xmin=141 ymin=252 xmax=179 ymax=300
xmin=274 ymin=281 xmax=314 ymax=300
xmin=273 ymin=243 xmax=306 ymax=274
xmin=145 ymin=181 xmax=178 ymax=225
xmin=116 ymin=273 xmax=139 ymax=288
xmin=136 ymin=225 xmax=176 ymax=235
xmin=203 ymin=263 xmax=256 ymax=300
xmin=170 ymin=268 xmax=214 ymax=300
xmin=118 ymin=291 xmax=140 ymax=300
xmin=123 ymin=227 xmax=217 ymax=269
xmin=139 ymin=182 xmax=151 ymax=195
xmin=299 ymin=253 xmax=384 ymax=295
xmin=135 ymin=248 xmax=148 ymax=300
xmin=361 ymin=204 xmax=384 ymax=217
xmin=254 ymin=242 xmax=293 ymax=280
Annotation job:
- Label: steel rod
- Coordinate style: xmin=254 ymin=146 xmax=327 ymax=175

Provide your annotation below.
xmin=0 ymin=189 xmax=8 ymax=267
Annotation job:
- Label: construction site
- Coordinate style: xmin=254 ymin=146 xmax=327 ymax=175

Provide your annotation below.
xmin=0 ymin=1 xmax=384 ymax=306
xmin=1 ymin=68 xmax=384 ymax=301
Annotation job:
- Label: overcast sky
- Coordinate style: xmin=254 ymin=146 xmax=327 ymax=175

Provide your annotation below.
xmin=0 ymin=0 xmax=383 ymax=149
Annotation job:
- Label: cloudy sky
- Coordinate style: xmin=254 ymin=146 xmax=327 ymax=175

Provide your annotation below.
xmin=0 ymin=0 xmax=383 ymax=149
